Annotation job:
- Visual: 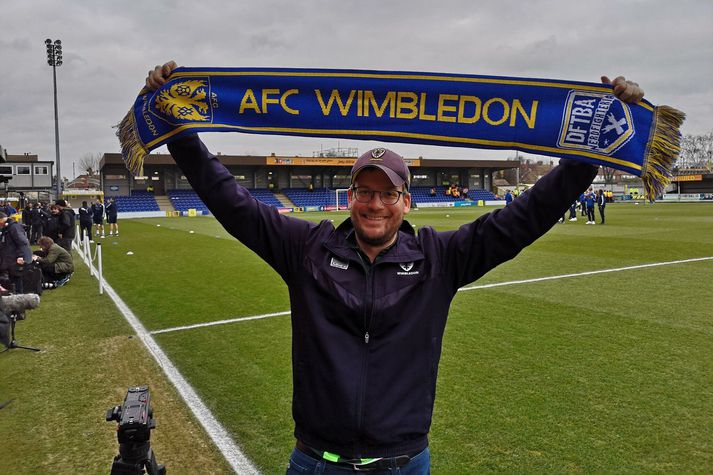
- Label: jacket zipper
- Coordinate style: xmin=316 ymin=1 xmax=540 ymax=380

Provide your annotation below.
xmin=355 ymin=254 xmax=375 ymax=437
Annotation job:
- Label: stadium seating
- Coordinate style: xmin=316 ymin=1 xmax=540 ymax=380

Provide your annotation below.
xmin=283 ymin=188 xmax=340 ymax=208
xmin=164 ymin=186 xmax=498 ymax=212
xmin=409 ymin=186 xmax=497 ymax=204
xmin=168 ymin=189 xmax=210 ymax=213
xmin=168 ymin=188 xmax=284 ymax=212
xmin=248 ymin=188 xmax=285 ymax=207
xmin=109 ymin=191 xmax=160 ymax=212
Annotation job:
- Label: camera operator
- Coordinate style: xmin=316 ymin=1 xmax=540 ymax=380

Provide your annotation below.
xmin=33 ymin=236 xmax=74 ymax=287
xmin=0 ymin=212 xmax=32 ymax=293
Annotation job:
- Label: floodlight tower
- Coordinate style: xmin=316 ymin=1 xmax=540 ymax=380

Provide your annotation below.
xmin=45 ymin=38 xmax=63 ymax=199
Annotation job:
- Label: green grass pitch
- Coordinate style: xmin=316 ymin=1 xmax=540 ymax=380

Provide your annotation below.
xmin=4 ymin=201 xmax=713 ymax=473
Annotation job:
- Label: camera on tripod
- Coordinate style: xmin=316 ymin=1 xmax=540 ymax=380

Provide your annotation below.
xmin=106 ymin=386 xmax=165 ymax=475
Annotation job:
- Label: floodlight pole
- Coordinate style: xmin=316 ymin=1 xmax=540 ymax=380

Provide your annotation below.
xmin=45 ymin=39 xmax=63 ymax=199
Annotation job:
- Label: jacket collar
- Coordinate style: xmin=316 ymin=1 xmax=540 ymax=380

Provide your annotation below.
xmin=324 ymin=218 xmax=425 ymax=264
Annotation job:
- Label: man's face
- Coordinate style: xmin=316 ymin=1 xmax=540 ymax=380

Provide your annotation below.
xmin=51 ymin=207 xmax=60 ymax=215
xmin=348 ymin=168 xmax=411 ymax=249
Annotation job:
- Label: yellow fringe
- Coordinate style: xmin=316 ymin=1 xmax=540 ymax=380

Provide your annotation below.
xmin=115 ymin=109 xmax=148 ymax=176
xmin=642 ymin=105 xmax=686 ymax=201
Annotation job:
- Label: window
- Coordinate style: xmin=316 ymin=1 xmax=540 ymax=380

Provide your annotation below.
xmin=34 ymin=166 xmax=49 ymax=175
xmin=17 ymin=166 xmax=30 ymax=175
xmin=0 ymin=166 xmax=12 ymax=175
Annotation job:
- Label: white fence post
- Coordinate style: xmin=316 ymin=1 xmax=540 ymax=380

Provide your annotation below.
xmin=97 ymin=242 xmax=103 ymax=295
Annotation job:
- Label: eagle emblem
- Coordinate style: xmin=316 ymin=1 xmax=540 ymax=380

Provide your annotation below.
xmin=154 ymin=79 xmax=210 ymax=122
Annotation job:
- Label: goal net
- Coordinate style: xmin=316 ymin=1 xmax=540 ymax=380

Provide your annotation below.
xmin=335 ymin=188 xmax=350 ymax=211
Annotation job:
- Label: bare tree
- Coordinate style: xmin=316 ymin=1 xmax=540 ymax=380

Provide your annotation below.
xmin=676 ymin=130 xmax=713 ymax=171
xmin=600 ymin=166 xmax=616 ymax=186
xmin=79 ymin=152 xmax=101 ymax=176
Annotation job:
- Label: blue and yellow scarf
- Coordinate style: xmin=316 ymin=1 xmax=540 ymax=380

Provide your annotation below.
xmin=118 ymin=67 xmax=684 ymax=198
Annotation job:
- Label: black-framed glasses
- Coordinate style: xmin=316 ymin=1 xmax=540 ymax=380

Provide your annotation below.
xmin=352 ymin=187 xmax=404 ymax=205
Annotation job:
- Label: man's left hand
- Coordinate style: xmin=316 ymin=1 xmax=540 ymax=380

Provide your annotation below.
xmin=601 ymin=76 xmax=644 ymax=103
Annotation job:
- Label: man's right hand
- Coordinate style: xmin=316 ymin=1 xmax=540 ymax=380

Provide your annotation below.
xmin=145 ymin=61 xmax=178 ymax=91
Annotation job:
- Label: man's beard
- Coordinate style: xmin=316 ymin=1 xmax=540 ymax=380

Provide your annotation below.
xmin=354 ymin=225 xmax=397 ymax=248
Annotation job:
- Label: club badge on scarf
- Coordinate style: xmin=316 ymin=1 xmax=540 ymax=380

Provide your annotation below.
xmin=118 ymin=67 xmax=684 ymax=198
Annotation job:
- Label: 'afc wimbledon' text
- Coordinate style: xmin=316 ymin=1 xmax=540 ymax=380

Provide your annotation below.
xmin=238 ymin=89 xmax=538 ymax=128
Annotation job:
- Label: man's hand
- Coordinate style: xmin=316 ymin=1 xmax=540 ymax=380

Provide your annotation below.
xmin=146 ymin=61 xmax=178 ymax=91
xmin=601 ymin=75 xmax=644 ymax=103
xmin=16 ymin=257 xmax=24 ymax=265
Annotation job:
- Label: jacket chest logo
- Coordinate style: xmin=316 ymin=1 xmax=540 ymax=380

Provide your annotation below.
xmin=397 ymin=262 xmax=419 ymax=276
xmin=330 ymin=257 xmax=349 ymax=270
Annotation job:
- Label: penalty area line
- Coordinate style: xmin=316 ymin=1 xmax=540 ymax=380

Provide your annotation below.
xmin=77 ymin=250 xmax=259 ymax=474
xmin=151 ymin=311 xmax=291 ymax=335
xmin=150 ymin=256 xmax=713 ymax=335
xmin=458 ymin=256 xmax=713 ymax=292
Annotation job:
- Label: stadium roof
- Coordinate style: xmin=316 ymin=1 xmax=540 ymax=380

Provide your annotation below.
xmin=101 ymin=152 xmax=519 ymax=170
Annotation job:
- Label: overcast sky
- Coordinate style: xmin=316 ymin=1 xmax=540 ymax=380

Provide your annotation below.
xmin=1 ymin=0 xmax=711 ymax=179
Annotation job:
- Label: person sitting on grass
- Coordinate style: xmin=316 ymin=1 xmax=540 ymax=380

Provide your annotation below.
xmin=32 ymin=236 xmax=74 ymax=288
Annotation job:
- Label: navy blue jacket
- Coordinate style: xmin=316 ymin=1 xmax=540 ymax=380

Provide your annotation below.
xmin=168 ymin=134 xmax=597 ymax=458
xmin=0 ymin=219 xmax=32 ymax=271
xmin=105 ymin=201 xmax=117 ymax=219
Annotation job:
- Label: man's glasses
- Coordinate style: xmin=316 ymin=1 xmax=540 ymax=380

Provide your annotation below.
xmin=352 ymin=187 xmax=404 ymax=205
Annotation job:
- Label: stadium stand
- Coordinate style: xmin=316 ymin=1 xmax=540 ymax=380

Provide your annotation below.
xmin=109 ymin=191 xmax=160 ymax=212
xmin=248 ymin=188 xmax=284 ymax=207
xmin=166 ymin=187 xmax=498 ymax=213
xmin=168 ymin=189 xmax=210 ymax=213
xmin=168 ymin=188 xmax=283 ymax=212
xmin=283 ymin=188 xmax=339 ymax=208
xmin=409 ymin=186 xmax=497 ymax=204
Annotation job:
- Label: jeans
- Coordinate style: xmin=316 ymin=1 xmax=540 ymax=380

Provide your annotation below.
xmin=286 ymin=447 xmax=430 ymax=474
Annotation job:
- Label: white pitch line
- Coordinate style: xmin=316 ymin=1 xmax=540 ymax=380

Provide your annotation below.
xmin=151 ymin=256 xmax=713 ymax=335
xmin=458 ymin=256 xmax=713 ymax=292
xmin=151 ymin=311 xmax=291 ymax=335
xmin=76 ymin=247 xmax=259 ymax=475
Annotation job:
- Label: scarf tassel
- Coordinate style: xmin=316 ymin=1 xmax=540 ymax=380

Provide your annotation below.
xmin=642 ymin=105 xmax=686 ymax=200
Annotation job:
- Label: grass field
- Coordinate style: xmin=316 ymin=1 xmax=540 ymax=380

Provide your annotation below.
xmin=3 ymin=202 xmax=713 ymax=473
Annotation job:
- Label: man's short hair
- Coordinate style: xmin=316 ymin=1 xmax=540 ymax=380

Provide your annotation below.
xmin=38 ymin=236 xmax=54 ymax=247
xmin=0 ymin=212 xmax=7 ymax=220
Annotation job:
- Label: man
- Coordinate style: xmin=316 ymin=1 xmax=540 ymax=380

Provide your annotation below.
xmin=597 ymin=189 xmax=607 ymax=224
xmin=106 ymin=197 xmax=119 ymax=236
xmin=146 ymin=62 xmax=643 ymax=473
xmin=55 ymin=199 xmax=76 ymax=252
xmin=91 ymin=198 xmax=105 ymax=238
xmin=505 ymin=189 xmax=513 ymax=205
xmin=78 ymin=200 xmax=93 ymax=242
xmin=29 ymin=203 xmax=45 ymax=244
xmin=584 ymin=187 xmax=597 ymax=224
xmin=32 ymin=236 xmax=74 ymax=287
xmin=45 ymin=204 xmax=61 ymax=242
xmin=0 ymin=212 xmax=32 ymax=293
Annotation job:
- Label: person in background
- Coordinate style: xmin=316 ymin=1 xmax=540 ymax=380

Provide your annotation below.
xmin=22 ymin=203 xmax=33 ymax=241
xmin=55 ymin=199 xmax=76 ymax=252
xmin=106 ymin=197 xmax=119 ymax=236
xmin=45 ymin=204 xmax=61 ymax=242
xmin=78 ymin=200 xmax=94 ymax=242
xmin=585 ymin=187 xmax=596 ymax=224
xmin=92 ymin=198 xmax=105 ymax=238
xmin=0 ymin=211 xmax=32 ymax=293
xmin=505 ymin=189 xmax=513 ymax=206
xmin=597 ymin=189 xmax=607 ymax=224
xmin=32 ymin=236 xmax=74 ymax=288
xmin=29 ymin=203 xmax=45 ymax=245
xmin=569 ymin=200 xmax=578 ymax=221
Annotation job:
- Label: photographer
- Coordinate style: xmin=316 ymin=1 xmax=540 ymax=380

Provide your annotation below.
xmin=0 ymin=212 xmax=32 ymax=293
xmin=33 ymin=236 xmax=73 ymax=287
